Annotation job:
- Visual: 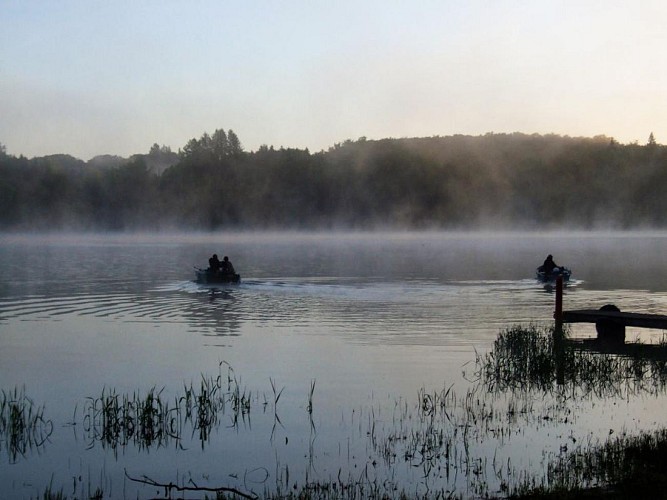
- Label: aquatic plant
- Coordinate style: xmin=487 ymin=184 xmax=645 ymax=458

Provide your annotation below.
xmin=39 ymin=486 xmax=66 ymax=500
xmin=307 ymin=379 xmax=316 ymax=414
xmin=477 ymin=324 xmax=559 ymax=393
xmin=36 ymin=484 xmax=103 ymax=500
xmin=269 ymin=377 xmax=284 ymax=413
xmin=0 ymin=386 xmax=53 ymax=463
xmin=81 ymin=362 xmax=260 ymax=452
xmin=82 ymin=386 xmax=174 ymax=452
xmin=26 ymin=329 xmax=667 ymax=498
xmin=509 ymin=427 xmax=667 ymax=498
xmin=228 ymin=370 xmax=252 ymax=419
xmin=476 ymin=324 xmax=667 ymax=399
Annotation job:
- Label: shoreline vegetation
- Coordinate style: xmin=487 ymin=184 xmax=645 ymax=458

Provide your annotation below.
xmin=5 ymin=326 xmax=667 ymax=499
xmin=1 ymin=132 xmax=667 ymax=231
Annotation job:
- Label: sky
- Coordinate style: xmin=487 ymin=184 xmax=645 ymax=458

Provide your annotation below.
xmin=1 ymin=0 xmax=666 ymax=160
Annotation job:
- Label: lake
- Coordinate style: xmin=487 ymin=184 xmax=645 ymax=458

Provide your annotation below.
xmin=2 ymin=231 xmax=667 ymax=499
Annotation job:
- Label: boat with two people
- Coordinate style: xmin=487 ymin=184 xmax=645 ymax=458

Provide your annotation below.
xmin=195 ymin=254 xmax=241 ymax=284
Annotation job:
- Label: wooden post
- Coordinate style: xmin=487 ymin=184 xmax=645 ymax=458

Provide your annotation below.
xmin=554 ymin=275 xmax=563 ymax=323
xmin=554 ymin=275 xmax=565 ymax=384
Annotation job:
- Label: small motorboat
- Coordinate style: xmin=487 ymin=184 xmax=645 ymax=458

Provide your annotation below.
xmin=535 ymin=266 xmax=571 ymax=283
xmin=195 ymin=268 xmax=241 ymax=284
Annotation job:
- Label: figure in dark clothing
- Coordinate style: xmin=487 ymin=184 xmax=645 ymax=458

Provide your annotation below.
xmin=542 ymin=254 xmax=559 ymax=274
xmin=221 ymin=256 xmax=235 ymax=274
xmin=209 ymin=254 xmax=222 ymax=273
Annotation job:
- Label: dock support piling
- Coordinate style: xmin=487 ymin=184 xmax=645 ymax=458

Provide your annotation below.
xmin=554 ymin=275 xmax=565 ymax=385
xmin=554 ymin=275 xmax=563 ymax=323
xmin=554 ymin=276 xmax=564 ymax=337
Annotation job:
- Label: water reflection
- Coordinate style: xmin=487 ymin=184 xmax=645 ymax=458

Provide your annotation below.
xmin=0 ymin=284 xmax=244 ymax=337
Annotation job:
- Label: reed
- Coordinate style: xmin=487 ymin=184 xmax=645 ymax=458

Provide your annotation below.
xmin=229 ymin=372 xmax=251 ymax=417
xmin=81 ymin=363 xmax=263 ymax=451
xmin=269 ymin=377 xmax=284 ymax=413
xmin=82 ymin=386 xmax=173 ymax=451
xmin=0 ymin=386 xmax=53 ymax=463
xmin=307 ymin=379 xmax=316 ymax=414
xmin=476 ymin=324 xmax=667 ymax=398
xmin=510 ymin=427 xmax=667 ymax=498
xmin=269 ymin=377 xmax=285 ymax=441
xmin=39 ymin=487 xmax=65 ymax=500
xmin=23 ymin=325 xmax=667 ymax=499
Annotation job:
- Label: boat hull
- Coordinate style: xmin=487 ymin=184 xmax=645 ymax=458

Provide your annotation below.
xmin=195 ymin=269 xmax=241 ymax=284
xmin=536 ymin=267 xmax=571 ymax=283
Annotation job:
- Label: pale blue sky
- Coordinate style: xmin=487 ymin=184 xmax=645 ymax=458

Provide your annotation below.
xmin=1 ymin=1 xmax=666 ymax=159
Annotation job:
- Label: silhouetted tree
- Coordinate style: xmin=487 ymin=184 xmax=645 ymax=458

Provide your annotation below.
xmin=227 ymin=130 xmax=243 ymax=156
xmin=211 ymin=129 xmax=228 ymax=161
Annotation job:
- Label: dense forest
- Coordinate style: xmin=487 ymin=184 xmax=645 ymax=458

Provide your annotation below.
xmin=1 ymin=130 xmax=665 ymax=231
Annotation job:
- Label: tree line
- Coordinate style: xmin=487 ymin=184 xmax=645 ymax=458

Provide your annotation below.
xmin=1 ymin=130 xmax=665 ymax=231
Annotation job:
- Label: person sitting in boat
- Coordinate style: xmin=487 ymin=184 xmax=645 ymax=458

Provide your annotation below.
xmin=221 ymin=256 xmax=235 ymax=275
xmin=542 ymin=254 xmax=559 ymax=274
xmin=208 ymin=254 xmax=222 ymax=274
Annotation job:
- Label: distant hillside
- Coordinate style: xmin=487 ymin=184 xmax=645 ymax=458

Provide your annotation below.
xmin=0 ymin=131 xmax=665 ymax=230
xmin=87 ymin=155 xmax=127 ymax=170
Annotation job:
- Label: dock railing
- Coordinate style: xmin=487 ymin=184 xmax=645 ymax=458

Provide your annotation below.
xmin=554 ymin=276 xmax=667 ymax=340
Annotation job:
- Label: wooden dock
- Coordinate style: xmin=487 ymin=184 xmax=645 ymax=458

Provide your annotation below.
xmin=553 ymin=275 xmax=667 ymax=336
xmin=562 ymin=309 xmax=667 ymax=330
xmin=549 ymin=276 xmax=667 ymax=381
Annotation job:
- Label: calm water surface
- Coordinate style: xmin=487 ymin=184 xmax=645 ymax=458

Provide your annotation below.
xmin=2 ymin=231 xmax=667 ymax=498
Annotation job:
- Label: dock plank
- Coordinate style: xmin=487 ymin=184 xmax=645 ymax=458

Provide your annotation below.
xmin=563 ymin=309 xmax=667 ymax=330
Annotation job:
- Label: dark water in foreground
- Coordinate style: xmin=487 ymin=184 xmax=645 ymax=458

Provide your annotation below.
xmin=2 ymin=231 xmax=667 ymax=498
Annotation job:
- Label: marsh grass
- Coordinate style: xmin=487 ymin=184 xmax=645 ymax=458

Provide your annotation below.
xmin=38 ymin=481 xmax=102 ymax=500
xmin=82 ymin=362 xmax=257 ymax=451
xmin=510 ymin=427 xmax=667 ymax=498
xmin=477 ymin=324 xmax=559 ymax=393
xmin=351 ymin=324 xmax=667 ymax=497
xmin=22 ymin=325 xmax=667 ymax=498
xmin=82 ymin=386 xmax=172 ymax=451
xmin=0 ymin=386 xmax=53 ymax=462
xmin=477 ymin=324 xmax=667 ymax=398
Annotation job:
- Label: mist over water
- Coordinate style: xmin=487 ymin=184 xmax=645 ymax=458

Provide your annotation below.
xmin=2 ymin=231 xmax=667 ymax=498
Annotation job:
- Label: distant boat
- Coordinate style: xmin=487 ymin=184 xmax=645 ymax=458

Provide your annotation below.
xmin=195 ymin=268 xmax=241 ymax=284
xmin=535 ymin=266 xmax=571 ymax=283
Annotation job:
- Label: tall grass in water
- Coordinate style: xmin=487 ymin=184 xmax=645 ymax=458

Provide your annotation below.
xmin=478 ymin=324 xmax=558 ymax=393
xmin=82 ymin=386 xmax=172 ymax=452
xmin=0 ymin=386 xmax=53 ymax=462
xmin=477 ymin=324 xmax=667 ymax=398
xmin=510 ymin=427 xmax=667 ymax=498
xmin=22 ymin=326 xmax=667 ymax=498
xmin=307 ymin=379 xmax=316 ymax=414
xmin=82 ymin=362 xmax=255 ymax=451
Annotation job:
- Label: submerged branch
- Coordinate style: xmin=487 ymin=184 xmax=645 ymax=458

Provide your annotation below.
xmin=124 ymin=469 xmax=258 ymax=499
